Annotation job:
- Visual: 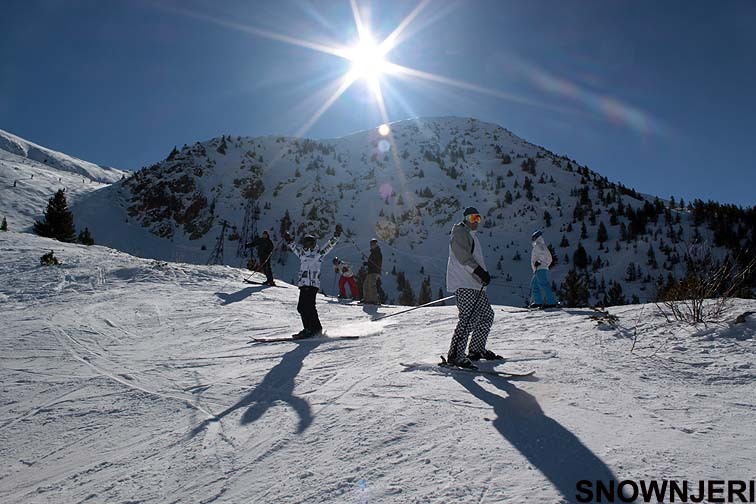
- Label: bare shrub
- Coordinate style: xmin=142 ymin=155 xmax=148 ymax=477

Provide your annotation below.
xmin=656 ymin=243 xmax=755 ymax=324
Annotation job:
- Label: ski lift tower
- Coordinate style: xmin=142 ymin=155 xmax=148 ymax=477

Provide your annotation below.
xmin=237 ymin=201 xmax=261 ymax=258
xmin=207 ymin=219 xmax=230 ymax=265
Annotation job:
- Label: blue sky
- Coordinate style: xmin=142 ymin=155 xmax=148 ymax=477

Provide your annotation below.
xmin=1 ymin=0 xmax=755 ymax=206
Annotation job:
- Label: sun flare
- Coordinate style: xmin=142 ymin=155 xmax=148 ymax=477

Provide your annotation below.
xmin=347 ymin=35 xmax=388 ymax=83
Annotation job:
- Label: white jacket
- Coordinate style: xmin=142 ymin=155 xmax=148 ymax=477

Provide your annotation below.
xmin=531 ymin=236 xmax=552 ymax=272
xmin=287 ymin=235 xmax=339 ymax=288
xmin=446 ymin=221 xmax=487 ymax=293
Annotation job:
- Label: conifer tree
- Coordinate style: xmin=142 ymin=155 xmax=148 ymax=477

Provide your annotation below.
xmin=33 ymin=189 xmax=76 ymax=242
xmin=597 ymin=221 xmax=608 ymax=246
xmin=559 ymin=269 xmax=589 ymax=307
xmin=607 ymin=281 xmax=626 ymax=306
xmin=573 ymin=242 xmax=588 ymax=270
xmin=417 ymin=276 xmax=432 ymax=305
xmin=1 ymin=217 xmax=7 ymax=231
xmin=399 ymin=279 xmax=416 ymax=306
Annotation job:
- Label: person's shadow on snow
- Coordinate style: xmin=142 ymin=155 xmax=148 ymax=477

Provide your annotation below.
xmin=215 ymin=286 xmax=262 ymax=305
xmin=453 ymin=374 xmax=616 ymax=504
xmin=188 ymin=342 xmax=319 ymax=438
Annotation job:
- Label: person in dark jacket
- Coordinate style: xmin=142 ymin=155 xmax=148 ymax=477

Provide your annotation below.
xmin=247 ymin=230 xmax=276 ymax=286
xmin=362 ymin=238 xmax=383 ymax=305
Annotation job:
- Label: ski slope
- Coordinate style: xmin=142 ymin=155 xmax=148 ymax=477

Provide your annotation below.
xmin=0 ymin=128 xmax=127 ymax=232
xmin=2 ymin=231 xmax=755 ymax=503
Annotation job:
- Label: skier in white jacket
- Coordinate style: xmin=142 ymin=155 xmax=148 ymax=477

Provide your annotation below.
xmin=530 ymin=230 xmax=557 ymax=308
xmin=284 ymin=224 xmax=342 ymax=339
xmin=445 ymin=207 xmax=502 ymax=369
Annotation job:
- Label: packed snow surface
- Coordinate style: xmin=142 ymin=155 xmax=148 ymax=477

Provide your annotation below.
xmin=2 ymin=231 xmax=755 ymax=503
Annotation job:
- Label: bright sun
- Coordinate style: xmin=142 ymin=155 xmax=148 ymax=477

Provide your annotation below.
xmin=347 ymin=35 xmax=388 ymax=83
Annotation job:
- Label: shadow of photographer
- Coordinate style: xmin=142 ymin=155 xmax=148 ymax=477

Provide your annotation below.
xmin=453 ymin=373 xmax=616 ymax=503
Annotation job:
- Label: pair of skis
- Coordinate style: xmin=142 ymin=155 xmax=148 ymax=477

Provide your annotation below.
xmin=400 ymin=356 xmax=535 ymax=378
xmin=250 ymin=334 xmax=359 ymax=343
xmin=249 ymin=339 xmax=534 ymax=377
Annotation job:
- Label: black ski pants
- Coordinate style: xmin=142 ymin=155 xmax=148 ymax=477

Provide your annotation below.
xmin=261 ymin=260 xmax=273 ymax=284
xmin=297 ymin=286 xmax=322 ymax=332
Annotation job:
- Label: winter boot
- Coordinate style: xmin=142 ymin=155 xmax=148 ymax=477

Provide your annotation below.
xmin=292 ymin=329 xmax=311 ymax=340
xmin=468 ymin=349 xmax=504 ymax=361
xmin=446 ymin=355 xmax=478 ymax=370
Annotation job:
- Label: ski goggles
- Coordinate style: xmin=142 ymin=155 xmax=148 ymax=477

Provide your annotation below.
xmin=466 ymin=213 xmax=482 ymax=224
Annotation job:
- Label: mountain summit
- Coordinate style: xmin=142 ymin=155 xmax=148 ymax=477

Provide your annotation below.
xmin=69 ymin=116 xmax=754 ymax=306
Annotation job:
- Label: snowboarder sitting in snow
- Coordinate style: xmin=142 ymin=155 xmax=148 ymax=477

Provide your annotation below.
xmin=529 ymin=230 xmax=557 ymax=309
xmin=246 ymin=230 xmax=276 ymax=286
xmin=333 ymin=257 xmax=359 ymax=300
xmin=445 ymin=207 xmax=502 ymax=369
xmin=284 ymin=224 xmax=342 ymax=339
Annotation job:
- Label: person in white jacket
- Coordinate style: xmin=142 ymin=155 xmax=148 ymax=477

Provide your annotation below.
xmin=445 ymin=207 xmax=502 ymax=369
xmin=284 ymin=224 xmax=342 ymax=339
xmin=530 ymin=230 xmax=557 ymax=308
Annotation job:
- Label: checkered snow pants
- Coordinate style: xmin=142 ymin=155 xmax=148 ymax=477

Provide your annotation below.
xmin=448 ymin=288 xmax=495 ymax=359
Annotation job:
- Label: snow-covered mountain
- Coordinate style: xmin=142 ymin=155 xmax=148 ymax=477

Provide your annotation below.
xmin=0 ymin=128 xmax=127 ymax=231
xmin=69 ymin=117 xmax=753 ymax=306
xmin=2 ymin=230 xmax=755 ymax=503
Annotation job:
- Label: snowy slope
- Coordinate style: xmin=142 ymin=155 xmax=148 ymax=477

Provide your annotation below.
xmin=2 ymin=231 xmax=755 ymax=503
xmin=0 ymin=129 xmax=127 ymax=232
xmin=0 ymin=129 xmax=124 ymax=184
xmin=72 ymin=116 xmax=742 ymax=307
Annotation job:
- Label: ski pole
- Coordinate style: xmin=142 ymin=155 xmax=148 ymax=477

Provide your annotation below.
xmin=371 ymin=294 xmax=457 ymax=321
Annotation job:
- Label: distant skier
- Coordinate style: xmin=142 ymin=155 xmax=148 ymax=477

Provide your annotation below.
xmin=362 ymin=238 xmax=383 ymax=305
xmin=445 ymin=207 xmax=502 ymax=369
xmin=284 ymin=224 xmax=342 ymax=339
xmin=529 ymin=230 xmax=557 ymax=308
xmin=333 ymin=257 xmax=359 ymax=300
xmin=246 ymin=230 xmax=276 ymax=286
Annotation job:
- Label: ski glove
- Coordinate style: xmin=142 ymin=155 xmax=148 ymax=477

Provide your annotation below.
xmin=534 ymin=261 xmax=541 ymax=268
xmin=473 ymin=266 xmax=491 ymax=286
xmin=334 ymin=224 xmax=343 ymax=237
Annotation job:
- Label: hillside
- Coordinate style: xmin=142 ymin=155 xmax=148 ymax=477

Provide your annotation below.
xmin=71 ymin=117 xmax=755 ymax=306
xmin=0 ymin=128 xmax=127 ymax=231
xmin=2 ymin=231 xmax=755 ymax=503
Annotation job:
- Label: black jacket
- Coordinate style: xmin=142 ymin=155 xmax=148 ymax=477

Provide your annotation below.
xmin=249 ymin=236 xmax=274 ymax=260
xmin=366 ymin=247 xmax=383 ymax=274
